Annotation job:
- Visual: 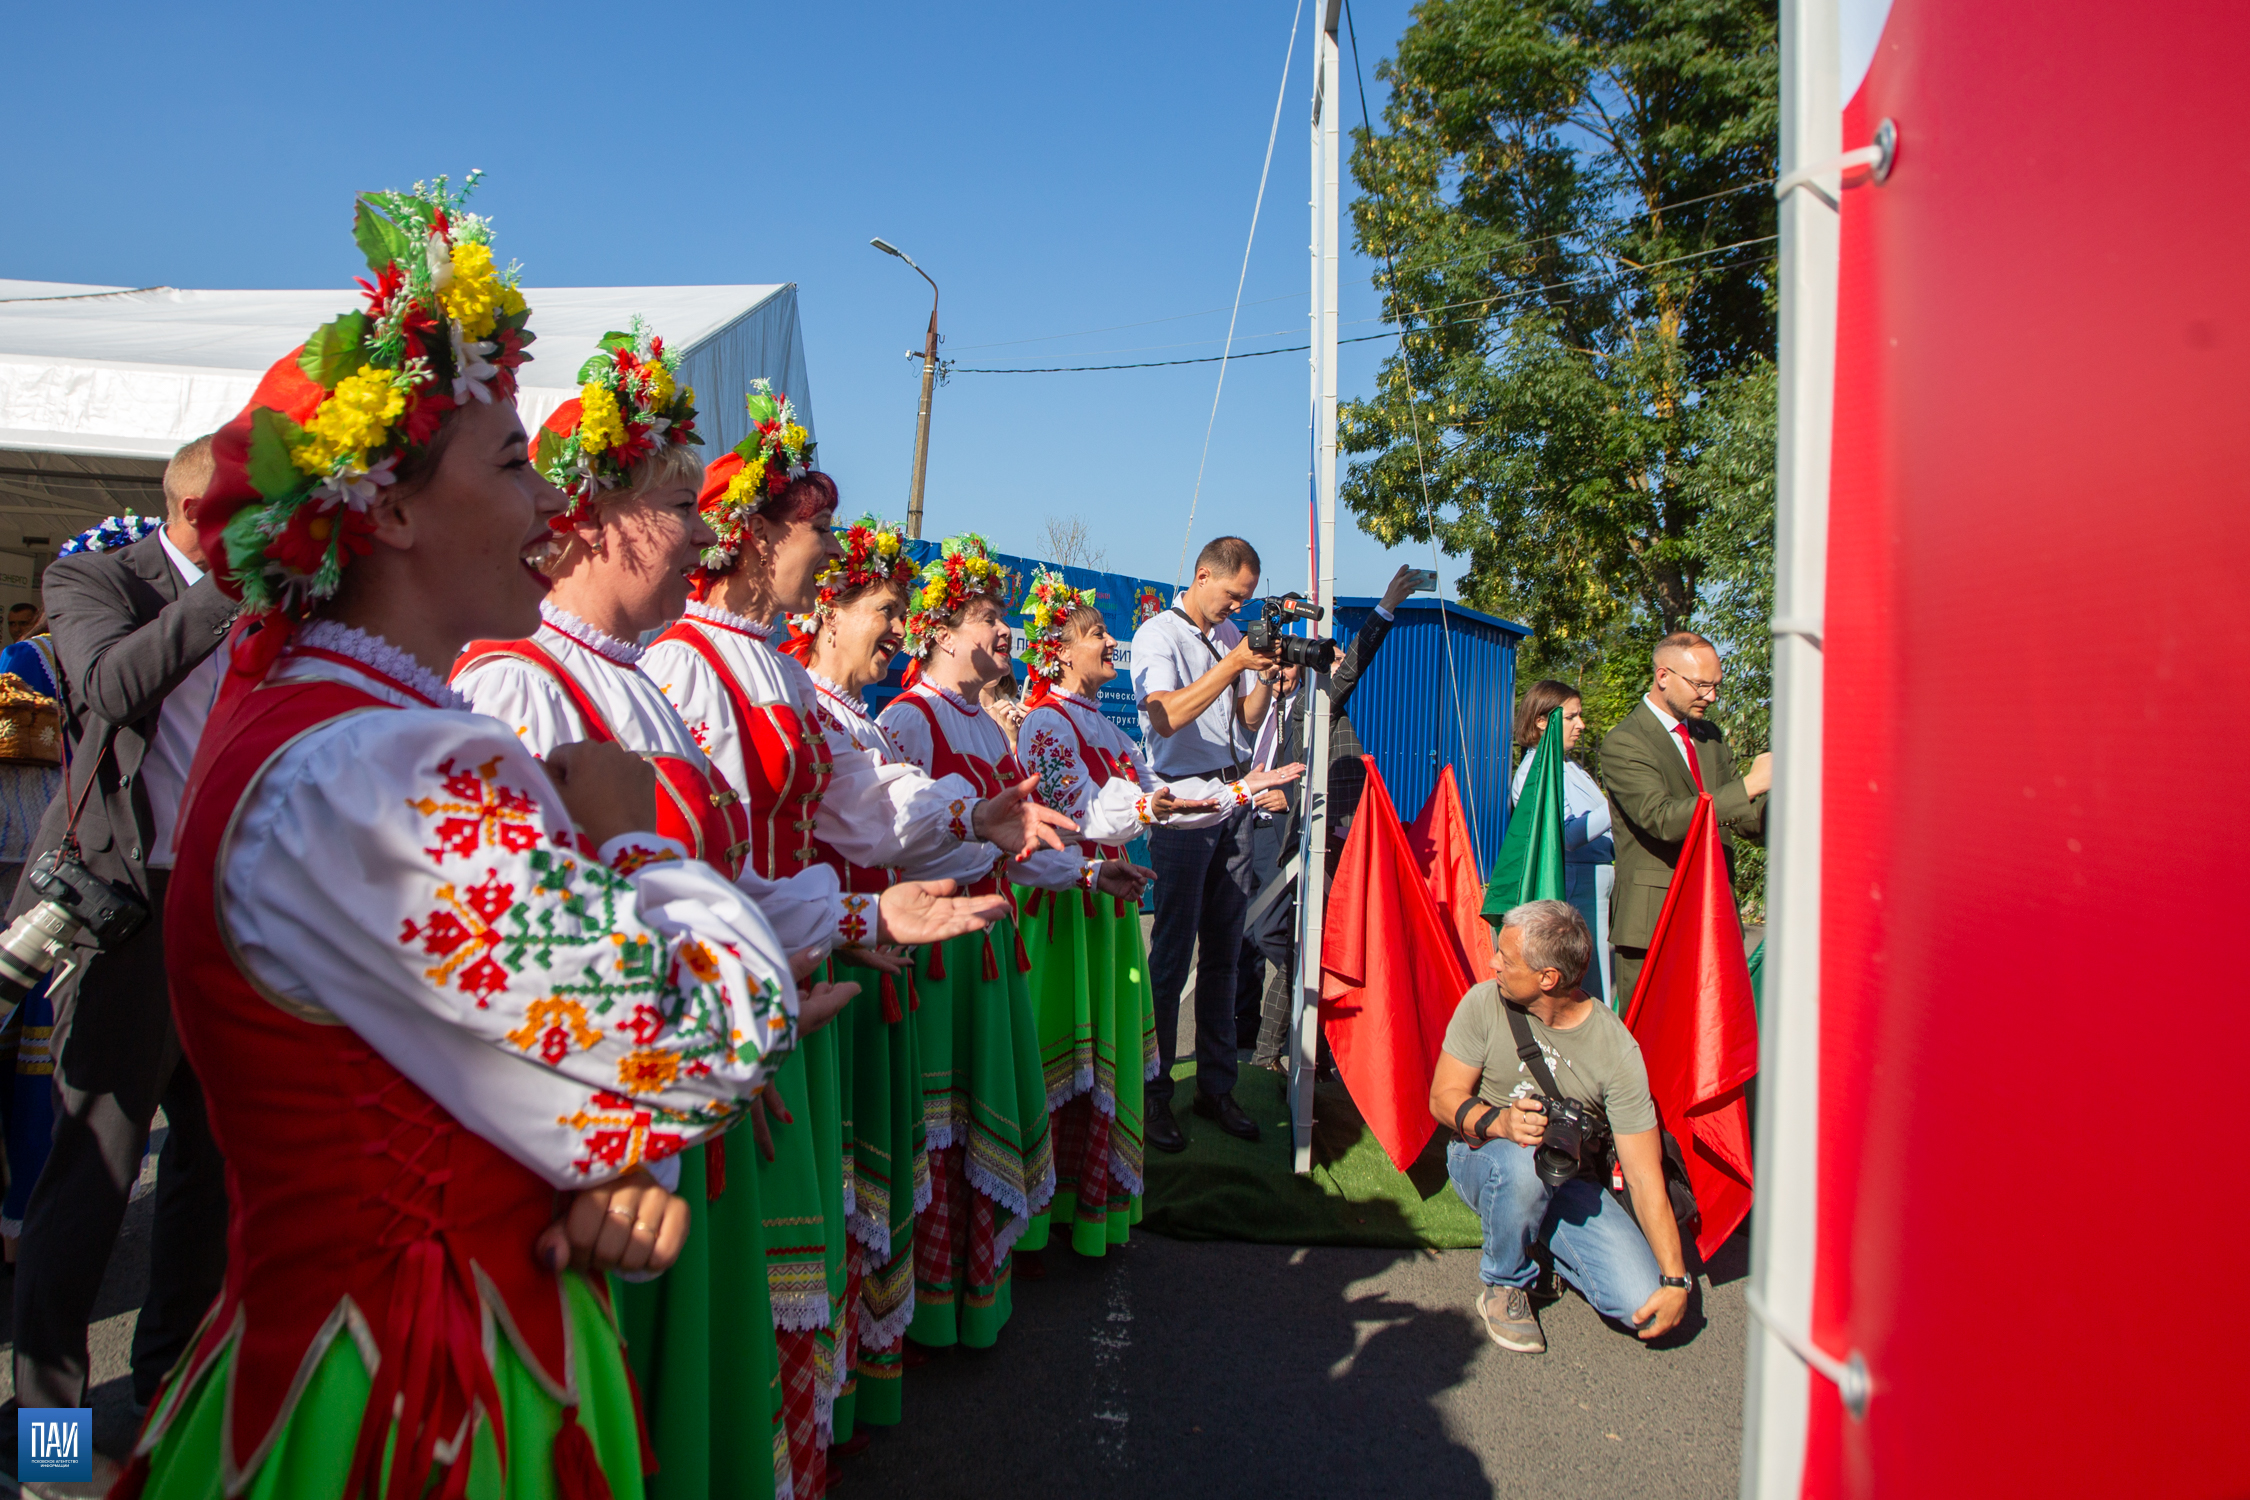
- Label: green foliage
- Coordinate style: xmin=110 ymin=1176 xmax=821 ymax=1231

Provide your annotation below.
xmin=296 ymin=311 xmax=369 ymax=390
xmin=352 ymin=196 xmax=411 ymax=275
xmin=244 ymin=409 xmax=308 ymax=502
xmin=1344 ymin=0 xmax=1780 ymax=908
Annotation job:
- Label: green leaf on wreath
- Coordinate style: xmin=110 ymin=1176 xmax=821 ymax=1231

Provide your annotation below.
xmin=297 ymin=311 xmax=370 ymax=390
xmin=246 ymin=409 xmax=309 ymax=501
xmin=353 ymin=197 xmax=412 ymax=274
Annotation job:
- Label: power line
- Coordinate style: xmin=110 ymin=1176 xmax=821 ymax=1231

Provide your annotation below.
xmin=950 ymin=245 xmax=1776 ymax=373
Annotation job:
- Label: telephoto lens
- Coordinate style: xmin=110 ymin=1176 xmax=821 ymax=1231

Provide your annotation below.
xmin=0 ymin=900 xmax=78 ymax=1018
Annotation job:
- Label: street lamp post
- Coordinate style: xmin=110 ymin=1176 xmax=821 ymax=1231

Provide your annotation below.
xmin=871 ymin=237 xmax=939 ymax=540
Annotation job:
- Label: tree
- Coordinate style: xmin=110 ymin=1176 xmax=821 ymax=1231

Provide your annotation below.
xmin=1036 ymin=515 xmax=1109 ymax=572
xmin=1340 ymin=0 xmax=1779 ymax=658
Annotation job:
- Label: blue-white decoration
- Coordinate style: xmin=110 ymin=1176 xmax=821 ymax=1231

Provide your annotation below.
xmin=57 ymin=515 xmax=164 ymax=557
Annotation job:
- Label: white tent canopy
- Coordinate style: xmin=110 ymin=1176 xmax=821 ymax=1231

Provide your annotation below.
xmin=0 ymin=280 xmax=813 ymax=569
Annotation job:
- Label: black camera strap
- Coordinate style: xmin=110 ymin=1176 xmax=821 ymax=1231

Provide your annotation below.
xmin=1503 ymin=1000 xmax=1566 ymax=1099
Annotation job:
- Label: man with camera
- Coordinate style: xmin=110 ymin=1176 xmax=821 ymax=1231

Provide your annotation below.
xmin=1430 ymin=900 xmax=1691 ymax=1354
xmin=1131 ymin=535 xmax=1279 ymax=1149
xmin=1240 ymin=562 xmax=1422 ymax=1066
xmin=4 ymin=436 xmax=234 ymax=1427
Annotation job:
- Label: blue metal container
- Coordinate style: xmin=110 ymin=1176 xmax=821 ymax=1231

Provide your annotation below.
xmin=1329 ymin=596 xmax=1529 ymax=879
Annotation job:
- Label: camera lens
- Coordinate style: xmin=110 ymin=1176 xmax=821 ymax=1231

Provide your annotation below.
xmin=0 ymin=902 xmax=77 ymax=1014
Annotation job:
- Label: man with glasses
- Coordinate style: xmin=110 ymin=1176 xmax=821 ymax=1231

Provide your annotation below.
xmin=1602 ymin=631 xmax=1770 ymax=1007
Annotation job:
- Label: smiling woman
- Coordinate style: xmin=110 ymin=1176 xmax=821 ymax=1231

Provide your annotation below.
xmin=123 ymin=177 xmax=807 ymax=1500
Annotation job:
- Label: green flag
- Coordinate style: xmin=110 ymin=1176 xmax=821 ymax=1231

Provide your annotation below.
xmin=1483 ymin=707 xmax=1569 ymax=924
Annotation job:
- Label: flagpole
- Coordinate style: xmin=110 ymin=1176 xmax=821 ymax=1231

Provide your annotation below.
xmin=1291 ymin=0 xmax=1344 ymax=1175
xmin=1740 ymin=0 xmax=1839 ymax=1488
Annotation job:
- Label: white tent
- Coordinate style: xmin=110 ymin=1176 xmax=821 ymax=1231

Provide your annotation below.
xmin=0 ymin=280 xmax=813 ymax=601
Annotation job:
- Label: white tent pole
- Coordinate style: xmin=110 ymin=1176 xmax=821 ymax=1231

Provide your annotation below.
xmin=1290 ymin=0 xmax=1344 ymax=1175
xmin=1740 ymin=0 xmax=1839 ymax=1492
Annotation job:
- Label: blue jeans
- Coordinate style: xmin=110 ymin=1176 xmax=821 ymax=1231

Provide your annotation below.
xmin=1447 ymin=1135 xmax=1662 ymax=1327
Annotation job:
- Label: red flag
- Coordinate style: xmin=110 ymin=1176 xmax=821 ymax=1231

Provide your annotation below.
xmin=1405 ymin=764 xmax=1496 ymax=978
xmin=1321 ymin=758 xmax=1473 ymax=1172
xmin=1623 ymin=796 xmax=1758 ymax=1260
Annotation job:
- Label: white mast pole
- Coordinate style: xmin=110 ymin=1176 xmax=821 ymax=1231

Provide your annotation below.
xmin=1740 ymin=0 xmax=1839 ymax=1490
xmin=1291 ymin=0 xmax=1344 ymax=1174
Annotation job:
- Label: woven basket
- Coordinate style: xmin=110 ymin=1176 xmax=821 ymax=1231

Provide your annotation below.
xmin=0 ymin=673 xmax=61 ymax=766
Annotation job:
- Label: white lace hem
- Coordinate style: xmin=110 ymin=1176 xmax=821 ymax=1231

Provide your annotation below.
xmin=686 ymin=598 xmax=773 ymax=638
xmin=294 ymin=620 xmax=468 ymax=710
xmin=538 ymin=600 xmax=644 ymax=664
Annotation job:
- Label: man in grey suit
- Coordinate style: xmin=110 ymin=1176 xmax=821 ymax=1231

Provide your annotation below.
xmin=6 ymin=435 xmax=233 ymax=1427
xmin=1601 ymin=631 xmax=1771 ymax=1007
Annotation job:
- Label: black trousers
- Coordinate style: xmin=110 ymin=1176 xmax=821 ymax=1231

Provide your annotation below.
xmin=1146 ymin=807 xmax=1257 ymax=1102
xmin=12 ymin=874 xmax=228 ymax=1409
xmin=1237 ymin=815 xmax=1296 ymax=1065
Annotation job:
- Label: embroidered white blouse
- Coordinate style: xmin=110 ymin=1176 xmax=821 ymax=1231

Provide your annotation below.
xmin=1014 ymin=689 xmax=1253 ymax=840
xmin=223 ymin=623 xmax=798 ymax=1189
xmin=877 ymin=679 xmax=1103 ymax=892
xmin=451 ymin=602 xmax=851 ymax=957
xmin=642 ymin=601 xmax=996 ymax=888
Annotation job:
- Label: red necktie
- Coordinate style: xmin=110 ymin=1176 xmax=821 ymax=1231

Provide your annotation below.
xmin=1673 ymin=722 xmax=1706 ymax=794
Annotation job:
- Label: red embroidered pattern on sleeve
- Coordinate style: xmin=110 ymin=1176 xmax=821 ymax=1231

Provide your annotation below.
xmin=1134 ymin=793 xmax=1153 ymax=825
xmin=1227 ymin=781 xmax=1252 ymax=809
xmin=945 ymin=798 xmax=975 ymax=843
xmin=1075 ymin=859 xmax=1100 ymax=891
xmin=408 ymin=755 xmax=542 ymax=861
xmin=608 ymin=841 xmax=681 ymax=877
xmin=838 ymin=892 xmax=874 ymax=947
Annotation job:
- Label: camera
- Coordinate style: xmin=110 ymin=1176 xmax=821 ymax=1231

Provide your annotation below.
xmin=1243 ymin=593 xmax=1340 ymax=673
xmin=1527 ymin=1094 xmax=1612 ymax=1188
xmin=0 ymin=846 xmax=149 ymax=1016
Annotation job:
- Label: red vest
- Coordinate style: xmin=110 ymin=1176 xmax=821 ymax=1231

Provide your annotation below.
xmin=158 ymin=669 xmax=609 ymax=1499
xmin=456 ymin=636 xmax=750 ymax=879
xmin=889 ymin=689 xmax=1024 ymax=900
xmin=651 ymin=618 xmax=834 ymax=883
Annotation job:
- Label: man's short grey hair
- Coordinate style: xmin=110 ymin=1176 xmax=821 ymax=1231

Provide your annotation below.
xmin=1500 ymin=899 xmax=1592 ymax=987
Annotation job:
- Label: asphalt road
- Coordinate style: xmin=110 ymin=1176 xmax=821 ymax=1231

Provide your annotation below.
xmin=1 ymin=1117 xmax=1749 ymax=1500
xmin=834 ymin=1228 xmax=1747 ymax=1500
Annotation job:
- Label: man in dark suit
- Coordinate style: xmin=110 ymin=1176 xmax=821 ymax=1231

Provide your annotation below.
xmin=1242 ymin=564 xmax=1417 ymax=1064
xmin=1601 ymin=630 xmax=1771 ymax=1006
xmin=6 ymin=435 xmax=233 ymax=1424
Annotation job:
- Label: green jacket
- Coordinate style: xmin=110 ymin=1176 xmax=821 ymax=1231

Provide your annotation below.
xmin=1601 ymin=698 xmax=1767 ymax=950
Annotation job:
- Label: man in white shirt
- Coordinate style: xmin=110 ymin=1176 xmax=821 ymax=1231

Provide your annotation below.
xmin=4 ymin=436 xmax=234 ymax=1431
xmin=1599 ymin=631 xmax=1771 ymax=1006
xmin=1130 ymin=536 xmax=1278 ymax=1149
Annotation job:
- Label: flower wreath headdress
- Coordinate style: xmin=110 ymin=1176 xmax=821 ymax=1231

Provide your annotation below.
xmin=200 ymin=173 xmax=534 ymax=613
xmin=1018 ymin=566 xmax=1099 ymax=703
xmin=695 ymin=381 xmax=814 ymax=573
xmin=535 ymin=318 xmax=699 ymax=526
xmin=778 ymin=514 xmax=919 ymax=661
xmin=902 ymin=532 xmax=1013 ymax=660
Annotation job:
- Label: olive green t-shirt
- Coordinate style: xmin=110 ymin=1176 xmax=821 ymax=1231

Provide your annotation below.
xmin=1440 ymin=981 xmax=1658 ymax=1136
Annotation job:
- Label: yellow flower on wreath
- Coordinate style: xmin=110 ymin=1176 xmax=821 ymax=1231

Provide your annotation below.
xmin=441 ymin=240 xmax=507 ymax=339
xmin=578 ymin=382 xmax=627 ymax=455
xmin=877 ymin=531 xmax=901 ymax=558
xmin=782 ymin=421 xmax=809 ymax=454
xmin=291 ymin=363 xmax=407 ymax=474
xmin=645 ymin=360 xmax=676 ymax=406
xmin=723 ymin=460 xmax=767 ymax=508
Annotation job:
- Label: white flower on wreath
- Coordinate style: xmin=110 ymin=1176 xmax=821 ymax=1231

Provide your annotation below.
xmin=314 ymin=453 xmax=399 ymax=513
xmin=451 ymin=321 xmax=499 ymax=404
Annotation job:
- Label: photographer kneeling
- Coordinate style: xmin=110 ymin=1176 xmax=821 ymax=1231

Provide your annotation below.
xmin=1430 ymin=900 xmax=1691 ymax=1353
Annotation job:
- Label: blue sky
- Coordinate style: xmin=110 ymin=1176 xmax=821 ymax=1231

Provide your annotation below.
xmin=2 ymin=0 xmax=1448 ymax=605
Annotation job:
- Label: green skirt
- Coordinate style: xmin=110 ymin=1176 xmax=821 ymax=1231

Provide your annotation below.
xmin=906 ymin=917 xmax=1052 ymax=1348
xmin=1015 ymin=885 xmax=1157 ymax=1256
xmin=137 ymin=1273 xmax=644 ymax=1500
xmin=832 ymin=953 xmax=923 ymax=1431
xmin=614 ymin=1141 xmax=785 ymax=1500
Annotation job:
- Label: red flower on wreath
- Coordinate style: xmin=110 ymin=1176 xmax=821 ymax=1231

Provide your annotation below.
xmin=267 ymin=503 xmax=376 ymax=579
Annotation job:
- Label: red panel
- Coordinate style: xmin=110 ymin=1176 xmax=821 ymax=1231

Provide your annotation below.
xmin=1812 ymin=3 xmax=2250 ymax=1495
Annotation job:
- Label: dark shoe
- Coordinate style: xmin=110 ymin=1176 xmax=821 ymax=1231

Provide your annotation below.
xmin=1192 ymin=1091 xmax=1261 ymax=1142
xmin=1145 ymin=1099 xmax=1187 ymax=1154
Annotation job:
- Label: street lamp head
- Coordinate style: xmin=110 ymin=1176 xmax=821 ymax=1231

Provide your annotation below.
xmin=870 ymin=237 xmax=903 ymax=258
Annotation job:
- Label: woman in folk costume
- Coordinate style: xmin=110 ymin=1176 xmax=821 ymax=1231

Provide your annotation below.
xmin=642 ymin=441 xmax=1074 ymax=1495
xmin=123 ymin=177 xmax=810 ymax=1500
xmin=874 ymin=538 xmax=1148 ymax=1342
xmin=1011 ymin=570 xmax=1302 ymax=1254
xmin=450 ymin=343 xmax=1011 ymax=1500
xmin=770 ymin=516 xmax=930 ymax=1440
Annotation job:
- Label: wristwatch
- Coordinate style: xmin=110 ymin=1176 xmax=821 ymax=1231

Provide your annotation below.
xmin=1659 ymin=1275 xmax=1692 ymax=1291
